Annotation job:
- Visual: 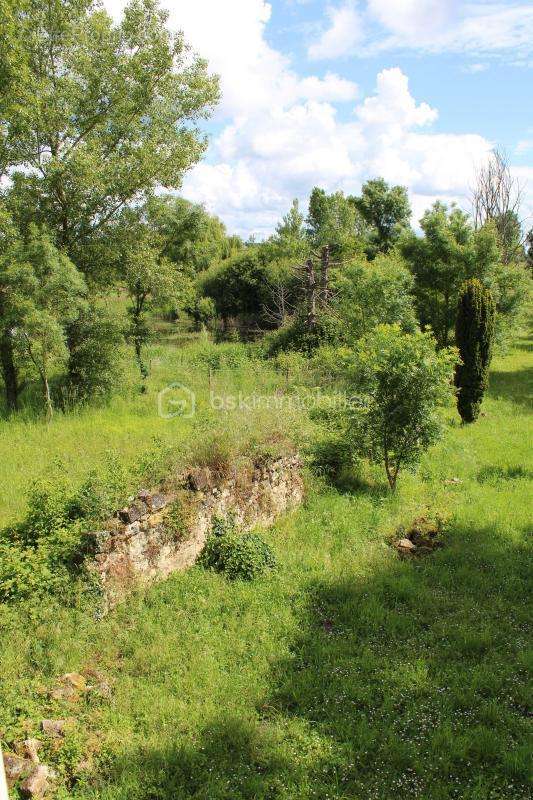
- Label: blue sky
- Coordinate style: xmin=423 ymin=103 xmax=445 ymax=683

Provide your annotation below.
xmin=106 ymin=0 xmax=533 ymax=238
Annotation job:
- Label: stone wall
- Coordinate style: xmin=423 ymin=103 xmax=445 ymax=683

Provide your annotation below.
xmin=90 ymin=455 xmax=303 ymax=608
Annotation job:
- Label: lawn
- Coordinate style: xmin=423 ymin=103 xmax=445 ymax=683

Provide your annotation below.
xmin=0 ymin=335 xmax=531 ymax=799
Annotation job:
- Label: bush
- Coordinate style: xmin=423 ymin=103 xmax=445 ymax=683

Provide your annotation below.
xmin=266 ymin=310 xmax=345 ymax=356
xmin=309 ymin=434 xmax=354 ymax=480
xmin=63 ymin=305 xmax=124 ymax=405
xmin=199 ymin=515 xmax=276 ymax=580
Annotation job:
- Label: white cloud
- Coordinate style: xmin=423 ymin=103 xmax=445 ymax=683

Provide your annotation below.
xmin=463 ymin=62 xmax=489 ymax=73
xmin=367 ymin=0 xmax=458 ymax=38
xmin=103 ymin=1 xmax=516 ymax=239
xmin=308 ymin=1 xmax=364 ymax=60
xmin=309 ymin=1 xmax=533 ymax=60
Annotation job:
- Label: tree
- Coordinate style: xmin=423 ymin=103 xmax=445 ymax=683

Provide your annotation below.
xmin=306 ymin=187 xmax=364 ymax=260
xmin=64 ymin=305 xmax=124 ymax=405
xmin=145 ymin=196 xmax=240 ymax=274
xmin=335 ymin=253 xmax=418 ymax=343
xmin=0 ymin=206 xmax=30 ymax=411
xmin=455 ymin=279 xmax=496 ymax=423
xmin=347 ymin=326 xmax=456 ymax=490
xmin=401 ymin=202 xmax=500 ymax=347
xmin=2 ymin=0 xmax=219 ymax=284
xmin=352 ymin=178 xmax=411 ymax=258
xmin=123 ymin=233 xmax=179 ymax=382
xmin=472 ymin=149 xmax=524 ymax=265
xmin=14 ymin=227 xmax=87 ymax=420
xmin=272 ymin=199 xmax=308 ymax=260
xmin=200 ymin=250 xmax=272 ymax=327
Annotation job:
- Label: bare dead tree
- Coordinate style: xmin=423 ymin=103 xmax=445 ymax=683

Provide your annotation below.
xmin=262 ymin=277 xmax=295 ymax=327
xmin=471 ymin=149 xmax=525 ymax=264
xmin=305 ymin=258 xmax=317 ymax=330
xmin=320 ymin=245 xmax=330 ymax=305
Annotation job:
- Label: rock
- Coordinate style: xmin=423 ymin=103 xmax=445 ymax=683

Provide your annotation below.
xmin=20 ymin=765 xmax=51 ymax=798
xmin=41 ymin=719 xmax=67 ymax=738
xmin=397 ymin=538 xmax=416 ymax=551
xmin=61 ymin=672 xmax=87 ymax=691
xmin=22 ymin=739 xmax=42 ymax=764
xmin=3 ymin=753 xmax=32 ymax=787
xmin=50 ymin=684 xmax=78 ymax=702
xmin=188 ymin=467 xmax=212 ymax=492
xmin=444 ymin=477 xmax=462 ymax=485
xmin=118 ymin=503 xmax=145 ymax=524
xmin=147 ymin=493 xmax=167 ymax=511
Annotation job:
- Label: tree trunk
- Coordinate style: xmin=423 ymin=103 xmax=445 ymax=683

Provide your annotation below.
xmin=42 ymin=373 xmax=53 ymax=423
xmin=306 ymin=259 xmax=317 ymax=331
xmin=0 ymin=330 xmax=19 ymax=412
xmin=320 ymin=245 xmax=330 ymax=305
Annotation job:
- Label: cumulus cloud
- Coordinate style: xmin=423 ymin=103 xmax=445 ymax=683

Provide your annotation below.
xmin=103 ymin=1 xmax=519 ymax=238
xmin=185 ymin=67 xmax=493 ymax=236
xmin=308 ymin=1 xmax=364 ymax=60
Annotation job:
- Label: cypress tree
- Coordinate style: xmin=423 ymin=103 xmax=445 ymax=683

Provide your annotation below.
xmin=455 ymin=279 xmax=496 ymax=423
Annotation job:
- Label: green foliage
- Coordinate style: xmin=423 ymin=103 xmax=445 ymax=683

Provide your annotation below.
xmin=455 ymin=279 xmax=496 ymax=423
xmin=306 ymin=187 xmax=364 ymax=259
xmin=401 ymin=202 xmax=500 ymax=347
xmin=200 ymin=249 xmax=272 ymax=322
xmin=145 ymin=195 xmax=241 ymax=273
xmin=2 ymin=0 xmax=219 ymax=283
xmin=10 ymin=225 xmax=87 ymax=418
xmin=334 ymin=254 xmax=418 ymax=341
xmin=352 ymin=178 xmax=411 ymax=258
xmin=347 ymin=326 xmax=457 ymax=489
xmin=64 ymin=305 xmax=124 ymax=405
xmin=266 ymin=310 xmax=346 ymax=355
xmin=163 ymin=500 xmax=190 ymax=544
xmin=199 ymin=516 xmax=277 ymax=581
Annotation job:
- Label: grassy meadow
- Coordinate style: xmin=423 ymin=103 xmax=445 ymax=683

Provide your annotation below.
xmin=0 ymin=331 xmax=531 ymax=799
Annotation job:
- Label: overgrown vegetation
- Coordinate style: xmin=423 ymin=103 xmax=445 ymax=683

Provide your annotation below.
xmin=0 ymin=2 xmax=532 ymax=798
xmin=200 ymin=515 xmax=277 ymax=581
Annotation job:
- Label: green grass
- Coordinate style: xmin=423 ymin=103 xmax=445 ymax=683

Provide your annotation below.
xmin=0 ymin=335 xmax=531 ymax=799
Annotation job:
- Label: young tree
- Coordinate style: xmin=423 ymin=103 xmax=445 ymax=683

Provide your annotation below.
xmin=2 ymin=0 xmax=219 ymax=284
xmin=352 ymin=178 xmax=411 ymax=258
xmin=455 ymin=279 xmax=496 ymax=423
xmin=123 ymin=237 xmax=178 ymax=382
xmin=348 ymin=326 xmax=456 ymax=490
xmin=15 ymin=227 xmax=87 ymax=420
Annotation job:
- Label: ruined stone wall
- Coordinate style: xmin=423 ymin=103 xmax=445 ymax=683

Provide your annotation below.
xmin=90 ymin=455 xmax=303 ymax=607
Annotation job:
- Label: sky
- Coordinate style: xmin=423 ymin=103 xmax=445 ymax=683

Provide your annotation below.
xmin=104 ymin=0 xmax=533 ymax=239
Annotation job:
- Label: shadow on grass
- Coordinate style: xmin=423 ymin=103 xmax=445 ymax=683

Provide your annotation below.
xmin=488 ymin=366 xmax=533 ymax=409
xmin=477 ymin=464 xmax=533 ymax=484
xmin=91 ymin=523 xmax=531 ymax=800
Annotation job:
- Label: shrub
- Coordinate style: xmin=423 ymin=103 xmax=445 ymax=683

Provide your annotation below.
xmin=266 ymin=310 xmax=345 ymax=356
xmin=199 ymin=515 xmax=276 ymax=580
xmin=455 ymin=279 xmax=496 ymax=423
xmin=309 ymin=434 xmax=354 ymax=480
xmin=63 ymin=305 xmax=124 ymax=406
